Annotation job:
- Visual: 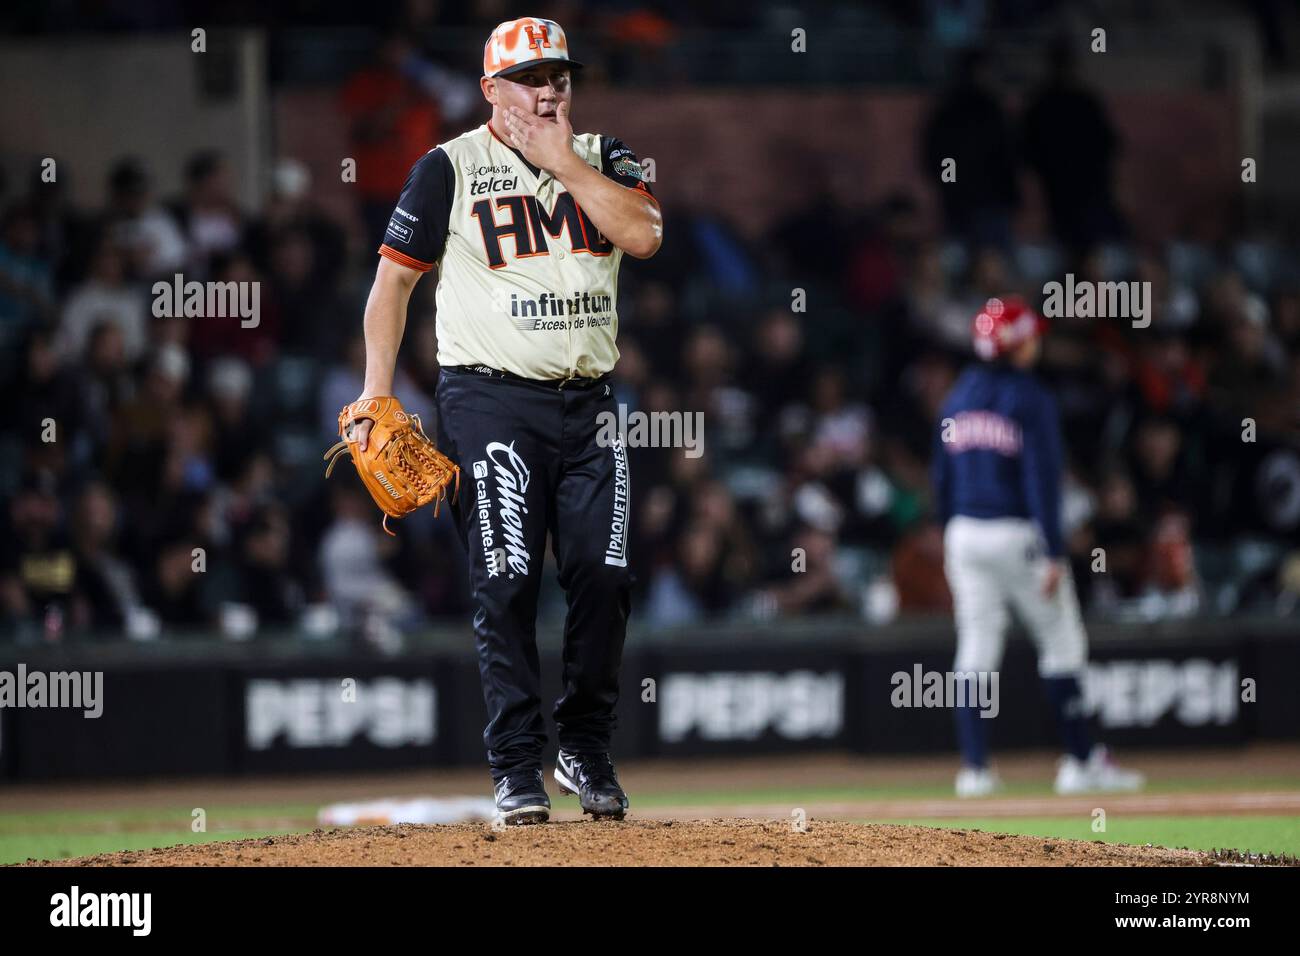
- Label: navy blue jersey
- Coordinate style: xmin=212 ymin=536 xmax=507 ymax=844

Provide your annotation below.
xmin=384 ymin=147 xmax=457 ymax=268
xmin=932 ymin=363 xmax=1065 ymax=557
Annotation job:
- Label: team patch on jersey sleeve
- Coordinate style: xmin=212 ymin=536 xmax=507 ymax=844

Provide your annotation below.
xmin=385 ymin=219 xmax=413 ymax=244
xmin=611 ymin=157 xmax=645 ymax=181
xmin=379 ymin=147 xmax=454 ymax=264
xmin=599 ymin=136 xmax=654 ymax=196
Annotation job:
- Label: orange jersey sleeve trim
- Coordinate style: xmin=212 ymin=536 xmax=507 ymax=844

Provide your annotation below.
xmin=378 ymin=244 xmax=436 ymax=273
xmin=632 ymin=181 xmax=660 ymax=207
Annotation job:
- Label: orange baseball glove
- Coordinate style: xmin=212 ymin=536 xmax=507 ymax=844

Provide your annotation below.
xmin=324 ymin=396 xmax=460 ymax=535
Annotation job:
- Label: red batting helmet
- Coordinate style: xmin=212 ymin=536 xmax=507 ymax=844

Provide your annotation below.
xmin=971 ymin=295 xmax=1048 ymax=360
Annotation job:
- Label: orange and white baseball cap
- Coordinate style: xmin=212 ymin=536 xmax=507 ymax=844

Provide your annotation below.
xmin=483 ymin=17 xmax=583 ymax=78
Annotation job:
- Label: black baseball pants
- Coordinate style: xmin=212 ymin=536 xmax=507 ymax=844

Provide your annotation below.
xmin=435 ymin=366 xmax=632 ymax=782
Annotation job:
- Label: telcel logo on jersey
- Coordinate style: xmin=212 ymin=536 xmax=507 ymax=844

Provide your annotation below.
xmin=485 ymin=441 xmax=531 ymax=579
xmin=470 ymin=174 xmax=519 ymax=195
xmin=890 ymin=666 xmax=1000 ymax=719
xmin=467 ymin=163 xmax=518 ymax=194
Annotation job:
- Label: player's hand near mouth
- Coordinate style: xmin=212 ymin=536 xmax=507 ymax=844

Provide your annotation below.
xmin=503 ymin=102 xmax=580 ymax=178
xmin=490 ymin=63 xmax=659 ymax=258
xmin=500 ymin=103 xmax=660 ymax=258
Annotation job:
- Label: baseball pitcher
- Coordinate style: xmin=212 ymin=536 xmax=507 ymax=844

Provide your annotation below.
xmin=933 ymin=296 xmax=1144 ymax=798
xmin=349 ymin=17 xmax=661 ymax=824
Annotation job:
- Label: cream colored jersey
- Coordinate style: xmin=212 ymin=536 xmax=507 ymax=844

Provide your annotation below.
xmin=378 ymin=123 xmax=656 ymax=381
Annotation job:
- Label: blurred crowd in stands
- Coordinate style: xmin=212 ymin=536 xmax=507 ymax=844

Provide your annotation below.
xmin=3 ymin=30 xmax=1300 ymax=644
xmin=5 ymin=0 xmax=1298 ymax=80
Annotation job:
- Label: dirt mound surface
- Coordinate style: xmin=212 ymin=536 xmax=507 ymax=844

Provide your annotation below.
xmin=26 ymin=819 xmax=1221 ymax=867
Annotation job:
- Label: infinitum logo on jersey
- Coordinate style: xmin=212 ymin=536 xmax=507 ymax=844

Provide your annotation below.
xmin=941 ymin=411 xmax=1023 ymax=455
xmin=486 ymin=441 xmax=531 ymax=578
xmin=510 ymin=290 xmax=613 ymax=331
xmin=604 ymin=433 xmax=630 ymax=567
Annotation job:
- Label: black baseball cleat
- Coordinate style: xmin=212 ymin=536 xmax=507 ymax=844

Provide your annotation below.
xmin=554 ymin=750 xmax=629 ymax=820
xmin=493 ymin=770 xmax=551 ymax=825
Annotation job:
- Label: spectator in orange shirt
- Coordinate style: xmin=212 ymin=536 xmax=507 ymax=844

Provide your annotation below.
xmin=341 ymin=33 xmax=449 ymax=250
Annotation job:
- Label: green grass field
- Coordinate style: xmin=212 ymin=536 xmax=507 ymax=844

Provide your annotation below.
xmin=0 ymin=802 xmax=317 ymax=865
xmin=876 ymin=817 xmax=1300 ymax=856
xmin=4 ymin=828 xmax=306 ymax=865
xmin=4 ymin=776 xmax=1298 ymax=864
xmin=624 ymin=773 xmax=1300 ymax=806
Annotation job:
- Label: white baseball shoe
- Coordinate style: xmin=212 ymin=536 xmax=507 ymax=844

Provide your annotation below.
xmin=955 ymin=766 xmax=1002 ymax=798
xmin=1054 ymin=746 xmax=1145 ymax=795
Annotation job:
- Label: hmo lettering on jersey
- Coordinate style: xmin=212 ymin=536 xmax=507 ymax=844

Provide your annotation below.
xmin=486 ymin=441 xmax=531 ymax=578
xmin=471 ymin=192 xmax=614 ymax=267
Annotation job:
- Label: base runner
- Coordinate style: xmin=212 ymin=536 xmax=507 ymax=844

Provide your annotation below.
xmin=933 ymin=296 xmax=1145 ymax=798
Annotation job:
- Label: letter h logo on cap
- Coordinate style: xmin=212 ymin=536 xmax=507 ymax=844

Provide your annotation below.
xmin=524 ymin=23 xmax=551 ymax=50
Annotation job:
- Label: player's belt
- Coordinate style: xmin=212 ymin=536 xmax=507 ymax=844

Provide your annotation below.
xmin=444 ymin=364 xmax=610 ymax=391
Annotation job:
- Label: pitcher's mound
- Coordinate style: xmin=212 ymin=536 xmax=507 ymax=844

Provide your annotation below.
xmin=27 ymin=819 xmax=1224 ymax=867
